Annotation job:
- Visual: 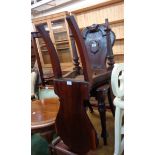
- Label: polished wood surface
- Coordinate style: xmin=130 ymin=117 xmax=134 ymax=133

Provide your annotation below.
xmin=66 ymin=16 xmax=93 ymax=84
xmin=66 ymin=15 xmax=115 ymax=145
xmin=31 ymin=98 xmax=59 ymax=130
xmin=31 ymin=32 xmax=45 ymax=84
xmin=36 ymin=25 xmax=98 ymax=153
xmin=54 ymin=79 xmax=98 ymax=154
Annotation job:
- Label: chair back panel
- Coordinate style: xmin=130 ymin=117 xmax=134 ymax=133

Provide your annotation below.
xmin=31 ymin=32 xmax=45 ymax=84
xmin=66 ymin=16 xmax=93 ymax=84
xmin=82 ymin=23 xmax=115 ymax=70
xmin=54 ymin=79 xmax=97 ymax=154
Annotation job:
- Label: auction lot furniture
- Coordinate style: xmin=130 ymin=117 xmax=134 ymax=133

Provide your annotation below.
xmin=66 ymin=15 xmax=115 ymax=144
xmin=111 ymin=63 xmax=124 ymax=155
xmin=36 ymin=24 xmax=98 ymax=154
xmin=34 ymin=16 xmax=116 ymax=153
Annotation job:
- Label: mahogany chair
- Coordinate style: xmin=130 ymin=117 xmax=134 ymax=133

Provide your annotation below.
xmin=66 ymin=15 xmax=115 ymax=144
xmin=35 ymin=24 xmax=98 ymax=154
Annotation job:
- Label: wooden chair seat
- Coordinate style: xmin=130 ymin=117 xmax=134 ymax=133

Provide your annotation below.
xmin=64 ymin=70 xmax=111 ymax=90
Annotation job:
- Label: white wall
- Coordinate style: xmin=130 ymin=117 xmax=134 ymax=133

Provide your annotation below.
xmin=32 ymin=0 xmax=109 ymax=18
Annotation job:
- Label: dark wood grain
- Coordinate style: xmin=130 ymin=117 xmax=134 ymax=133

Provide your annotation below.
xmin=31 ymin=98 xmax=59 ymax=129
xmin=36 ymin=24 xmax=99 ymax=154
xmin=31 ymin=98 xmax=59 ymax=142
xmin=66 ymin=16 xmax=93 ymax=84
xmin=69 ymin=30 xmax=81 ymax=74
xmin=54 ymin=79 xmax=98 ymax=154
xmin=66 ymin=15 xmax=115 ymax=145
xmin=31 ymin=32 xmax=45 ymax=84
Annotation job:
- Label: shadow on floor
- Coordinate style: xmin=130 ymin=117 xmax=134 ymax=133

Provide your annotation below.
xmin=87 ymin=109 xmax=114 ymax=155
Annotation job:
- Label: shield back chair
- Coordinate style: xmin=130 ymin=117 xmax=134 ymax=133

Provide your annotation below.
xmin=111 ymin=63 xmax=124 ymax=155
xmin=35 ymin=24 xmax=98 ymax=154
xmin=66 ymin=15 xmax=115 ymax=145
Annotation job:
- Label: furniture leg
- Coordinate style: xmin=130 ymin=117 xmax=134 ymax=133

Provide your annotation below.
xmin=84 ymin=100 xmax=94 ymax=113
xmin=108 ymin=87 xmax=115 ymax=117
xmin=97 ymin=90 xmax=107 ymax=145
xmin=87 ymin=100 xmax=94 ymax=113
xmin=114 ymin=107 xmax=124 ymax=155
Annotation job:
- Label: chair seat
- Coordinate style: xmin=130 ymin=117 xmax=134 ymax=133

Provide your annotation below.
xmin=92 ymin=70 xmax=111 ymax=89
xmin=70 ymin=70 xmax=111 ymax=89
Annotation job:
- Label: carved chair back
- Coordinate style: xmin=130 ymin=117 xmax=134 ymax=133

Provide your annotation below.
xmin=82 ymin=21 xmax=115 ymax=70
xmin=66 ymin=16 xmax=115 ymax=88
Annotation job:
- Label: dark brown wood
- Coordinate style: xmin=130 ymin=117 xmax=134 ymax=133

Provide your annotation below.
xmin=31 ymin=32 xmax=45 ymax=84
xmin=53 ymin=79 xmax=98 ymax=154
xmin=96 ymin=85 xmax=109 ymax=145
xmin=31 ymin=98 xmax=59 ymax=142
xmin=66 ymin=15 xmax=116 ymax=145
xmin=66 ymin=16 xmax=93 ymax=84
xmin=36 ymin=24 xmax=99 ymax=154
xmin=36 ymin=24 xmax=62 ymax=79
xmin=69 ymin=30 xmax=81 ymax=74
xmin=31 ymin=31 xmax=55 ymax=85
xmin=82 ymin=19 xmax=115 ymax=71
xmin=50 ymin=137 xmax=97 ymax=155
xmin=104 ymin=18 xmax=115 ymax=69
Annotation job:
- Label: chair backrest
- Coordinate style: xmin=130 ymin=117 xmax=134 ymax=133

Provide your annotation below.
xmin=31 ymin=32 xmax=45 ymax=84
xmin=66 ymin=16 xmax=115 ymax=83
xmin=111 ymin=63 xmax=124 ymax=99
xmin=82 ymin=20 xmax=115 ymax=70
xmin=54 ymin=79 xmax=98 ymax=154
xmin=35 ymin=24 xmax=98 ymax=154
xmin=66 ymin=16 xmax=93 ymax=84
xmin=35 ymin=24 xmax=62 ymax=79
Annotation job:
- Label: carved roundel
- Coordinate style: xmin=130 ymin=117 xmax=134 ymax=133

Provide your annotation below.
xmin=89 ymin=40 xmax=100 ymax=54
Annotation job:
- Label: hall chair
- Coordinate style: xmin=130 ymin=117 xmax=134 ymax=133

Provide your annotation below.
xmin=66 ymin=15 xmax=116 ymax=145
xmin=36 ymin=24 xmax=98 ymax=154
xmin=35 ymin=15 xmax=116 ymax=145
xmin=111 ymin=63 xmax=124 ymax=155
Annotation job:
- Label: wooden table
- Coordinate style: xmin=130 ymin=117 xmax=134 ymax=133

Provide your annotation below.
xmin=31 ymin=98 xmax=59 ymax=142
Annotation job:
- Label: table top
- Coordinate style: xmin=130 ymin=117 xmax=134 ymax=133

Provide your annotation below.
xmin=31 ymin=98 xmax=59 ymax=130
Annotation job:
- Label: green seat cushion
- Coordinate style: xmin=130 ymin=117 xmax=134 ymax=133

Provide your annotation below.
xmin=39 ymin=88 xmax=58 ymax=100
xmin=31 ymin=134 xmax=50 ymax=155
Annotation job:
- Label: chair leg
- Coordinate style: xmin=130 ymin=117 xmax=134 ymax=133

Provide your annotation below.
xmin=84 ymin=100 xmax=94 ymax=113
xmin=114 ymin=107 xmax=124 ymax=155
xmin=88 ymin=100 xmax=94 ymax=113
xmin=97 ymin=91 xmax=107 ymax=145
xmin=108 ymin=87 xmax=115 ymax=117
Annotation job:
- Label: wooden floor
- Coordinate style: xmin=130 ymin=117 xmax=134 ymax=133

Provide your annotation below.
xmin=87 ymin=109 xmax=115 ymax=155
